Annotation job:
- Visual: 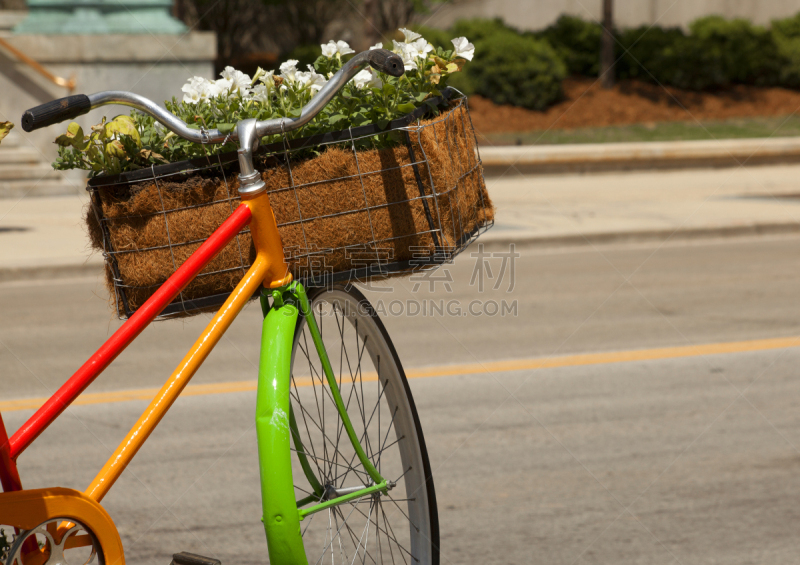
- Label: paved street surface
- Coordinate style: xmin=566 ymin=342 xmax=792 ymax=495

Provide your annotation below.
xmin=2 ymin=234 xmax=800 ymax=564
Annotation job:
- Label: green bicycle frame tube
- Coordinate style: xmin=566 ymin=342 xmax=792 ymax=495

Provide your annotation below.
xmin=262 ymin=289 xmax=325 ymax=501
xmin=256 ymin=294 xmax=309 ymax=565
xmin=256 ymin=283 xmax=389 ymax=562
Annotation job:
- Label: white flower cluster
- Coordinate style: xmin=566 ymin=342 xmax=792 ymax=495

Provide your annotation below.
xmin=181 ymin=60 xmax=328 ymax=104
xmin=181 ymin=31 xmax=475 ymax=105
xmin=320 ymin=39 xmax=382 ymax=90
xmin=279 ymin=59 xmax=327 ymax=92
xmin=388 ymin=29 xmax=474 ymax=72
xmin=181 ymin=66 xmax=253 ymax=104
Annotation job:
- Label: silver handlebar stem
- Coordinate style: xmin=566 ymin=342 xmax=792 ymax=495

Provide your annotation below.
xmin=87 ymin=91 xmax=231 ymax=144
xmin=85 ymin=49 xmax=404 ymax=199
xmin=253 ymin=52 xmax=376 ymax=138
xmin=86 ymin=51 xmax=385 ymax=147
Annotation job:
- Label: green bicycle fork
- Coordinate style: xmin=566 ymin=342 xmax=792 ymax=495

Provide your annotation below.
xmin=255 ymin=283 xmax=388 ymax=564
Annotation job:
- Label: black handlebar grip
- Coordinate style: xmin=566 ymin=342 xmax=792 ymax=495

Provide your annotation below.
xmin=366 ymin=49 xmax=405 ymax=77
xmin=21 ymin=94 xmax=92 ymax=132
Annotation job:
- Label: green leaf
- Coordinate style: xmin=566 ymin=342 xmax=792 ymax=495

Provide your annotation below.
xmin=55 ymin=122 xmax=85 ymax=147
xmin=105 ymin=115 xmax=141 ymax=147
xmin=0 ymin=121 xmax=13 ymax=144
xmin=382 ymin=83 xmax=397 ymax=96
xmin=396 ymin=102 xmax=416 ymax=114
xmin=328 ymin=114 xmax=347 ymax=125
xmin=217 ymin=123 xmax=235 ymax=134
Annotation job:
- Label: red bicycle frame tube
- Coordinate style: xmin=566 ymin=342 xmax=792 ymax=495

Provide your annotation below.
xmin=6 ymin=204 xmax=253 ymax=462
xmin=0 ymin=415 xmax=22 ymax=492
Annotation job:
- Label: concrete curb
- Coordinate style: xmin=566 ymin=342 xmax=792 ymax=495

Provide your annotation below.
xmin=0 ymin=263 xmax=103 ymax=283
xmin=479 ymin=137 xmax=800 ymax=176
xmin=480 ymin=221 xmax=800 ymax=250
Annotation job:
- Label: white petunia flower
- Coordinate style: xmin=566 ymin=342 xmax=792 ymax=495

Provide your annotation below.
xmin=335 ymin=40 xmax=354 ymax=56
xmin=258 ymin=70 xmax=275 ymax=88
xmin=181 ymin=81 xmax=202 ymax=104
xmin=220 ymin=66 xmax=252 ymax=93
xmin=251 ymin=83 xmax=271 ymax=103
xmin=451 ymin=36 xmax=475 ymax=61
xmin=211 ymin=78 xmax=233 ymax=97
xmin=321 ymin=41 xmax=338 ymax=58
xmin=352 ymin=69 xmax=371 ymax=89
xmin=296 ymin=65 xmax=327 ymax=93
xmin=279 ymin=59 xmax=299 ymax=83
xmin=322 ymin=40 xmax=354 ymax=58
xmin=369 ymin=42 xmax=384 ymax=50
xmin=410 ymin=37 xmax=434 ymax=57
xmin=392 ymin=40 xmax=420 ymax=71
xmin=399 ymin=28 xmax=421 ymax=43
xmin=352 ymin=68 xmax=383 ymax=90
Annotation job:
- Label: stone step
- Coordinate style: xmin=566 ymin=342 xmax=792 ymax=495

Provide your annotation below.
xmin=0 ymin=12 xmax=27 ymax=32
xmin=0 ymin=179 xmax=83 ymax=198
xmin=0 ymin=163 xmax=63 ymax=180
xmin=0 ymin=148 xmax=41 ymax=165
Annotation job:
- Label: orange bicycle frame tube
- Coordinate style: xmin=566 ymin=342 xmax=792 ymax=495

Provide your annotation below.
xmin=83 ymin=192 xmax=291 ymax=502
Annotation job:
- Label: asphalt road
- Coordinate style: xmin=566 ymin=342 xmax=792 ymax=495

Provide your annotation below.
xmin=2 ymin=234 xmax=800 ymax=564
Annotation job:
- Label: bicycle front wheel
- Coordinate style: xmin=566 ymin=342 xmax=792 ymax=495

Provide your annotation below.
xmin=289 ymin=284 xmax=439 ymax=565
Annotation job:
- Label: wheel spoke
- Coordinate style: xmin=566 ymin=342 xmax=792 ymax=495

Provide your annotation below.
xmin=289 ymin=289 xmax=435 ymax=564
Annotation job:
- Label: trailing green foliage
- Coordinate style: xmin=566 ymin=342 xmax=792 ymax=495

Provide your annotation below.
xmin=53 ymin=31 xmax=474 ymax=176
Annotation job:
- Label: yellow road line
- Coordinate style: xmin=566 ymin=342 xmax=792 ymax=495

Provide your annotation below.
xmin=2 ymin=335 xmax=798 ymax=413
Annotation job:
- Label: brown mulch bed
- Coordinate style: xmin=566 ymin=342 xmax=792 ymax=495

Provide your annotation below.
xmin=468 ymin=78 xmax=800 ymax=133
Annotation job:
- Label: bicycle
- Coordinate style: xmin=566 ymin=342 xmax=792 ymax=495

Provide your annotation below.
xmin=0 ymin=49 xmax=443 ymax=565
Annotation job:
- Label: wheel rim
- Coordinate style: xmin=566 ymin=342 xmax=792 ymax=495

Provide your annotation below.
xmin=289 ymin=287 xmax=435 ymax=564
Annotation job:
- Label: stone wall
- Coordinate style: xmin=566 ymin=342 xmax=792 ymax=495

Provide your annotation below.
xmin=0 ymin=11 xmax=215 ymax=167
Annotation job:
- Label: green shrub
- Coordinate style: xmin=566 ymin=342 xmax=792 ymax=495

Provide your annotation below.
xmin=617 ymin=26 xmax=727 ymax=90
xmin=466 ymin=30 xmax=566 ymax=110
xmin=657 ymin=34 xmax=730 ymax=90
xmin=690 ymin=16 xmax=780 ymax=85
xmin=535 ymin=15 xmax=602 ymax=76
xmin=617 ymin=18 xmax=781 ymax=90
xmin=772 ymin=12 xmax=800 ymax=37
xmin=772 ymin=13 xmax=800 ymax=88
xmin=450 ymin=17 xmax=518 ymax=43
xmin=616 ymin=26 xmax=685 ymax=81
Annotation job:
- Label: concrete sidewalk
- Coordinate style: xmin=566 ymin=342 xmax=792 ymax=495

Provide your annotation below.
xmin=1 ymin=163 xmax=799 ymax=279
xmin=480 ymin=162 xmax=800 ymax=248
xmin=479 ymin=136 xmax=800 ymax=175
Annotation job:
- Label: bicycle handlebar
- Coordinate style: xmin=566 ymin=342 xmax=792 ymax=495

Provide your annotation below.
xmin=21 ymin=49 xmax=404 ymax=138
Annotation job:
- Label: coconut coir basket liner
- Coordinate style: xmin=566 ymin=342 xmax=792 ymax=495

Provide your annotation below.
xmin=86 ymin=95 xmax=494 ymax=318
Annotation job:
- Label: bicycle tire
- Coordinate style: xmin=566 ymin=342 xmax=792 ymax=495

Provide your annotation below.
xmin=288 ymin=284 xmax=439 ymax=565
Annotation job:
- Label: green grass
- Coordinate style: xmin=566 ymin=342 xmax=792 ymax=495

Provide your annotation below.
xmin=481 ymin=114 xmax=800 ymax=145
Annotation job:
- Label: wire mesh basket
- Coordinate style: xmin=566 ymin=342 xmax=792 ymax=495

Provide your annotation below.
xmin=86 ymin=91 xmax=494 ymax=319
